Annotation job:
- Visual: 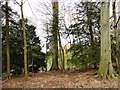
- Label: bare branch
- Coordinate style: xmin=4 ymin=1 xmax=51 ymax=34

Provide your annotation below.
xmin=13 ymin=0 xmax=20 ymax=6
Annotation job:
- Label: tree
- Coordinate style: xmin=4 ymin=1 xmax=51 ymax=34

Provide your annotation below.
xmin=66 ymin=2 xmax=100 ymax=69
xmin=112 ymin=0 xmax=119 ymax=73
xmin=25 ymin=24 xmax=46 ymax=72
xmin=20 ymin=0 xmax=28 ymax=77
xmin=50 ymin=0 xmax=59 ymax=70
xmin=58 ymin=30 xmax=65 ymax=70
xmin=97 ymin=1 xmax=114 ymax=78
xmin=0 ymin=1 xmax=2 ymax=78
xmin=118 ymin=1 xmax=120 ymax=78
xmin=5 ymin=0 xmax=10 ymax=79
xmin=2 ymin=0 xmax=22 ymax=77
xmin=2 ymin=17 xmax=45 ymax=76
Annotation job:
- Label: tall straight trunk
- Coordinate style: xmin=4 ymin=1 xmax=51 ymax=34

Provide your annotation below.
xmin=32 ymin=59 xmax=34 ymax=72
xmin=27 ymin=48 xmax=30 ymax=73
xmin=6 ymin=0 xmax=10 ymax=79
xmin=20 ymin=0 xmax=28 ymax=77
xmin=112 ymin=0 xmax=119 ymax=73
xmin=58 ymin=31 xmax=65 ymax=70
xmin=117 ymin=1 xmax=120 ymax=82
xmin=98 ymin=1 xmax=114 ymax=78
xmin=50 ymin=0 xmax=59 ymax=70
xmin=0 ymin=2 xmax=2 ymax=80
xmin=45 ymin=24 xmax=49 ymax=71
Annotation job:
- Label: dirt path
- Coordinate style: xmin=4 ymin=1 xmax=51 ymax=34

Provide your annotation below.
xmin=2 ymin=70 xmax=118 ymax=88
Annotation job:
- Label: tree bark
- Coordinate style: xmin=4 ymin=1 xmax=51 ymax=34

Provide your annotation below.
xmin=112 ymin=0 xmax=119 ymax=73
xmin=6 ymin=0 xmax=11 ymax=79
xmin=98 ymin=1 xmax=114 ymax=78
xmin=50 ymin=0 xmax=59 ymax=71
xmin=20 ymin=0 xmax=28 ymax=77
xmin=117 ymin=1 xmax=120 ymax=83
xmin=58 ymin=31 xmax=65 ymax=71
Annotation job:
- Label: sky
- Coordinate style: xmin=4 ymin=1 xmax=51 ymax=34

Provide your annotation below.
xmin=9 ymin=0 xmax=78 ymax=52
xmin=8 ymin=0 xmax=120 ymax=52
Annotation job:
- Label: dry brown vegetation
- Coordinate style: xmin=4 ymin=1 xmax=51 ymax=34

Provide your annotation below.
xmin=2 ymin=69 xmax=118 ymax=88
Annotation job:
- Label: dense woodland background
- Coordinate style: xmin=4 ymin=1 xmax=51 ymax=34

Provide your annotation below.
xmin=1 ymin=0 xmax=120 ymax=88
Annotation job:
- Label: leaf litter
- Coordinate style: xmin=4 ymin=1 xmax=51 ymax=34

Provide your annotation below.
xmin=2 ymin=69 xmax=118 ymax=88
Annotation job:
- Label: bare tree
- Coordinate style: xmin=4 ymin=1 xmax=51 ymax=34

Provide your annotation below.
xmin=20 ymin=0 xmax=28 ymax=77
xmin=6 ymin=0 xmax=10 ymax=79
xmin=98 ymin=1 xmax=114 ymax=78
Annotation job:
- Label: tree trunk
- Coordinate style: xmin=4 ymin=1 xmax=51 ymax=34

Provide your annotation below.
xmin=98 ymin=1 xmax=114 ymax=78
xmin=32 ymin=59 xmax=34 ymax=73
xmin=27 ymin=48 xmax=30 ymax=73
xmin=112 ymin=0 xmax=119 ymax=73
xmin=0 ymin=2 xmax=2 ymax=79
xmin=45 ymin=24 xmax=49 ymax=71
xmin=58 ymin=31 xmax=65 ymax=71
xmin=20 ymin=0 xmax=28 ymax=77
xmin=117 ymin=1 xmax=120 ymax=83
xmin=6 ymin=0 xmax=10 ymax=79
xmin=50 ymin=0 xmax=59 ymax=71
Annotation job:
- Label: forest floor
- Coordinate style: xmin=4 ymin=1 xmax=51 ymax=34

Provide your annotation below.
xmin=2 ymin=69 xmax=118 ymax=88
